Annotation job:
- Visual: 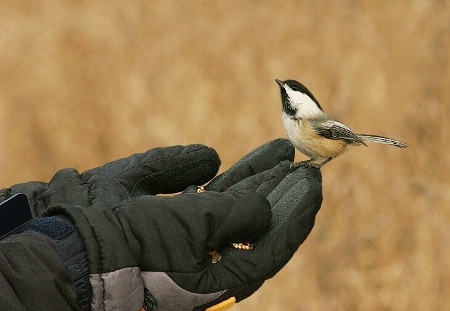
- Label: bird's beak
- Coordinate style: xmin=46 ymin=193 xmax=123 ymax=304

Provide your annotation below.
xmin=275 ymin=79 xmax=284 ymax=87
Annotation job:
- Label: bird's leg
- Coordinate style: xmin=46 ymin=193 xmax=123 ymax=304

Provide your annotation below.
xmin=318 ymin=157 xmax=333 ymax=167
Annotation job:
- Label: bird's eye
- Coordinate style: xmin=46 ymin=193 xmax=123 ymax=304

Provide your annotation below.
xmin=291 ymin=86 xmax=297 ymax=91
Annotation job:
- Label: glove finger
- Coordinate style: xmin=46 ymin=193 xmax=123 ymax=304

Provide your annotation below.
xmin=82 ymin=144 xmax=221 ymax=196
xmin=253 ymin=166 xmax=322 ymax=272
xmin=205 ymin=139 xmax=294 ymax=192
xmin=225 ymin=160 xmax=291 ymax=197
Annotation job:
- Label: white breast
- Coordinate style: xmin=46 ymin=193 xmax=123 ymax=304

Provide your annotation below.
xmin=282 ymin=113 xmax=330 ymax=160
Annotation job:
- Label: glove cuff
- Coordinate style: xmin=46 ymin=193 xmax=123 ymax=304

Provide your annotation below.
xmin=44 ymin=203 xmax=145 ymax=311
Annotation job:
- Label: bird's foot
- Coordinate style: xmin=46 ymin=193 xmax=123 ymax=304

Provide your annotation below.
xmin=290 ymin=160 xmax=321 ymax=171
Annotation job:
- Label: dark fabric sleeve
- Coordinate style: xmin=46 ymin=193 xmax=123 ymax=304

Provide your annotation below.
xmin=0 ymin=229 xmax=82 ymax=311
xmin=0 ymin=271 xmax=26 ymax=311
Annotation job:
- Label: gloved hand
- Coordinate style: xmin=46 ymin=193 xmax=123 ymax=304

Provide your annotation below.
xmin=1 ymin=139 xmax=322 ymax=311
xmin=0 ymin=144 xmax=222 ymax=216
xmin=175 ymin=140 xmax=323 ymax=311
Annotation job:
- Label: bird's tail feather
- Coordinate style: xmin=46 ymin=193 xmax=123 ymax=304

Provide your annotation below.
xmin=359 ymin=134 xmax=409 ymax=148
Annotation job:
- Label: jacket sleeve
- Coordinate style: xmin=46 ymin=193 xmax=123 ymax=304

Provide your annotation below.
xmin=0 ymin=271 xmax=26 ymax=311
xmin=0 ymin=216 xmax=91 ymax=311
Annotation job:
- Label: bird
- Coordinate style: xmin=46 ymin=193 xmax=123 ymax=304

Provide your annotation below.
xmin=275 ymin=79 xmax=409 ymax=169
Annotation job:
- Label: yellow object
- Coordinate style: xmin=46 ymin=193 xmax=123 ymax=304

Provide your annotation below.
xmin=205 ymin=297 xmax=236 ymax=311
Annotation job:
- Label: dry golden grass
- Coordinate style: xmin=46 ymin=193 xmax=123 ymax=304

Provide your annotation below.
xmin=0 ymin=1 xmax=449 ymax=310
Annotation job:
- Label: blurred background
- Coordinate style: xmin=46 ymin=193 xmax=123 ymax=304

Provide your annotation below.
xmin=0 ymin=1 xmax=449 ymax=310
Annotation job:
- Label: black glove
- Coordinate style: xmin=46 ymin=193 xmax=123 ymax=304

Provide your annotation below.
xmin=176 ymin=140 xmax=323 ymax=310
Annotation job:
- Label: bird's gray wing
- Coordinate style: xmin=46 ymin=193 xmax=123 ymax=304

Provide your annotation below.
xmin=313 ymin=120 xmax=365 ymax=144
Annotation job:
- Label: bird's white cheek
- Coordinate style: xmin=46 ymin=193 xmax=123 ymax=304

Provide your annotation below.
xmin=285 ymin=89 xmax=322 ymax=118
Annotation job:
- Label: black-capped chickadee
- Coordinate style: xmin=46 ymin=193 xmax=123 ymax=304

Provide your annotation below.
xmin=275 ymin=79 xmax=409 ymax=169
